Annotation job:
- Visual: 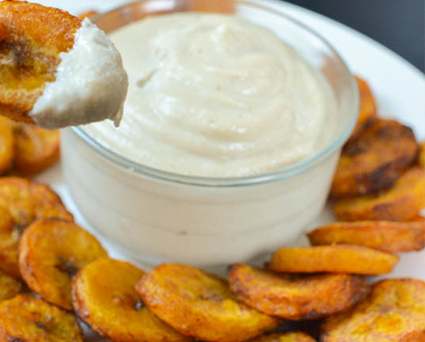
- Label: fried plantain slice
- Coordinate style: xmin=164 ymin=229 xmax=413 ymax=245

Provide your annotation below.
xmin=321 ymin=279 xmax=425 ymax=342
xmin=333 ymin=167 xmax=425 ymax=221
xmin=136 ymin=264 xmax=280 ymax=342
xmin=411 ymin=215 xmax=425 ymax=222
xmin=73 ymin=258 xmax=190 ymax=342
xmin=228 ymin=264 xmax=370 ymax=321
xmin=0 ymin=177 xmax=33 ymax=227
xmin=348 ymin=76 xmax=378 ymax=143
xmin=420 ymin=141 xmax=425 ymax=167
xmin=0 ymin=178 xmax=72 ymax=278
xmin=0 ymin=177 xmax=73 ymax=227
xmin=0 ymin=117 xmax=14 ymax=175
xmin=0 ymin=118 xmax=59 ymax=176
xmin=19 ymin=219 xmax=108 ymax=311
xmin=0 ymin=1 xmax=81 ymax=124
xmin=30 ymin=182 xmax=73 ymax=222
xmin=331 ymin=119 xmax=419 ymax=198
xmin=0 ymin=270 xmax=22 ymax=301
xmin=248 ymin=332 xmax=315 ymax=342
xmin=12 ymin=123 xmax=60 ymax=175
xmin=0 ymin=294 xmax=83 ymax=341
xmin=308 ymin=220 xmax=425 ymax=253
xmin=268 ymin=245 xmax=398 ymax=275
xmin=0 ymin=206 xmax=20 ymax=278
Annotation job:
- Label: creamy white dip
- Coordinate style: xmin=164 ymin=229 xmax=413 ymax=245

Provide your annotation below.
xmin=30 ymin=18 xmax=128 ymax=129
xmin=84 ymin=13 xmax=336 ymax=177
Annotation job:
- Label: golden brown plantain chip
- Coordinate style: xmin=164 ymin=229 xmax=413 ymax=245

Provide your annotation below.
xmin=0 ymin=206 xmax=20 ymax=278
xmin=268 ymin=245 xmax=398 ymax=275
xmin=248 ymin=332 xmax=315 ymax=342
xmin=333 ymin=167 xmax=425 ymax=221
xmin=136 ymin=263 xmax=280 ymax=342
xmin=73 ymin=257 xmax=190 ymax=342
xmin=420 ymin=141 xmax=425 ymax=167
xmin=19 ymin=219 xmax=108 ymax=311
xmin=308 ymin=220 xmax=425 ymax=253
xmin=29 ymin=181 xmax=73 ymax=221
xmin=0 ymin=117 xmax=14 ymax=175
xmin=0 ymin=270 xmax=22 ymax=301
xmin=0 ymin=178 xmax=33 ymax=227
xmin=0 ymin=294 xmax=83 ymax=341
xmin=0 ymin=118 xmax=59 ymax=176
xmin=348 ymin=76 xmax=378 ymax=143
xmin=321 ymin=279 xmax=425 ymax=342
xmin=0 ymin=177 xmax=73 ymax=227
xmin=228 ymin=264 xmax=370 ymax=321
xmin=0 ymin=179 xmax=73 ymax=278
xmin=0 ymin=1 xmax=81 ymax=124
xmin=12 ymin=123 xmax=60 ymax=175
xmin=331 ymin=119 xmax=419 ymax=198
xmin=411 ymin=215 xmax=425 ymax=222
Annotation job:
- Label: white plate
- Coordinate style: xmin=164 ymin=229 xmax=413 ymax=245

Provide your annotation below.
xmin=34 ymin=0 xmax=425 ymax=276
xmin=28 ymin=0 xmax=424 ymax=339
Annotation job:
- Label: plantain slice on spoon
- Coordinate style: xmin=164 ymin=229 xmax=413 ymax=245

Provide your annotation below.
xmin=0 ymin=0 xmax=127 ymax=128
xmin=228 ymin=264 xmax=370 ymax=321
xmin=73 ymin=257 xmax=190 ymax=342
xmin=331 ymin=119 xmax=419 ymax=198
xmin=0 ymin=294 xmax=83 ymax=342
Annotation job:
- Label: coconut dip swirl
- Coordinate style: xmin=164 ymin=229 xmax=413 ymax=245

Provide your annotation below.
xmin=83 ymin=13 xmax=336 ymax=177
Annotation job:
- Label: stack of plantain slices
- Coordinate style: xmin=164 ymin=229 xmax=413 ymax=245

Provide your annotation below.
xmin=0 ymin=4 xmax=424 ymax=338
xmin=330 ymin=77 xmax=424 ymax=220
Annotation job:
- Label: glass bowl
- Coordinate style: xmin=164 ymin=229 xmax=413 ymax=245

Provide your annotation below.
xmin=61 ymin=0 xmax=358 ymax=267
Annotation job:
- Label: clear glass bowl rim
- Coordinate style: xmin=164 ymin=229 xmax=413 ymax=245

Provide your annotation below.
xmin=71 ymin=0 xmax=359 ymax=188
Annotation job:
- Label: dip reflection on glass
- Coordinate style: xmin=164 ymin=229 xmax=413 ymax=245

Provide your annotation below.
xmin=83 ymin=13 xmax=337 ymax=177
